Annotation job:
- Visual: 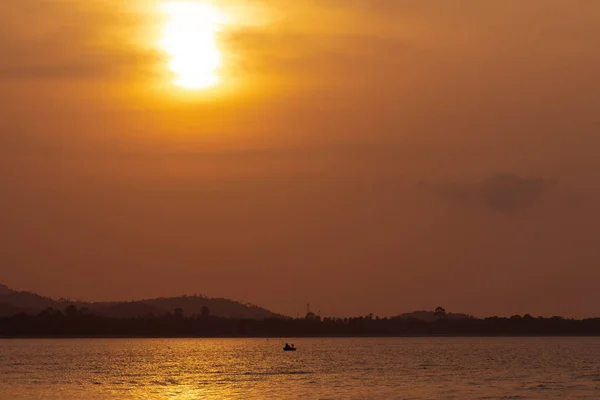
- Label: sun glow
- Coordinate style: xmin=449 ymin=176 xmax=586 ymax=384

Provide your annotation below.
xmin=160 ymin=2 xmax=224 ymax=90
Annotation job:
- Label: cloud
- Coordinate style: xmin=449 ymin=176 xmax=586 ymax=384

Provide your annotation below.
xmin=477 ymin=174 xmax=558 ymax=212
xmin=0 ymin=0 xmax=159 ymax=82
xmin=423 ymin=173 xmax=559 ymax=212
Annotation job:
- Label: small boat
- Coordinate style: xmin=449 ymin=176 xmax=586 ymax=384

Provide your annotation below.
xmin=283 ymin=344 xmax=297 ymax=351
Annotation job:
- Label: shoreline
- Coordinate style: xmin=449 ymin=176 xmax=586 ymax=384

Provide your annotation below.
xmin=3 ymin=334 xmax=600 ymax=339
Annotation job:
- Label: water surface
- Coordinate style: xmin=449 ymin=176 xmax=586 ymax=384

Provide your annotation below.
xmin=1 ymin=337 xmax=600 ymax=399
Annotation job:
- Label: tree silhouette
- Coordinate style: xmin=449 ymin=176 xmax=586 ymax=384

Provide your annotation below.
xmin=434 ymin=306 xmax=447 ymax=318
xmin=65 ymin=305 xmax=78 ymax=318
xmin=2 ymin=310 xmax=600 ymax=337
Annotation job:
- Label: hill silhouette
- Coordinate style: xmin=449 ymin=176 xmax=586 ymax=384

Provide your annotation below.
xmin=2 ymin=286 xmax=600 ymax=337
xmin=0 ymin=284 xmax=282 ymax=319
xmin=397 ymin=310 xmax=472 ymax=322
xmin=0 ymin=284 xmax=11 ymax=295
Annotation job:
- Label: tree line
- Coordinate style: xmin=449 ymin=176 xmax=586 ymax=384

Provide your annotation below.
xmin=2 ymin=306 xmax=600 ymax=337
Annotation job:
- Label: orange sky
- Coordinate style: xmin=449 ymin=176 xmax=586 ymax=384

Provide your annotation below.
xmin=1 ymin=0 xmax=600 ymax=318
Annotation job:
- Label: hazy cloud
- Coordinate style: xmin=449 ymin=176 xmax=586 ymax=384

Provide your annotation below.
xmin=0 ymin=0 xmax=158 ymax=81
xmin=478 ymin=174 xmax=558 ymax=212
xmin=424 ymin=173 xmax=559 ymax=213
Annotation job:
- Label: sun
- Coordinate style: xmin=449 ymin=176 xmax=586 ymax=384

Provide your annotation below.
xmin=160 ymin=1 xmax=224 ymax=90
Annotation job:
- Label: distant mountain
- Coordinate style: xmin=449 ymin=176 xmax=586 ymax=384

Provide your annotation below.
xmin=141 ymin=296 xmax=279 ymax=319
xmin=0 ymin=286 xmax=57 ymax=315
xmin=0 ymin=284 xmax=11 ymax=295
xmin=87 ymin=296 xmax=280 ymax=319
xmin=0 ymin=302 xmax=22 ymax=317
xmin=0 ymin=284 xmax=283 ymax=319
xmin=396 ymin=310 xmax=472 ymax=322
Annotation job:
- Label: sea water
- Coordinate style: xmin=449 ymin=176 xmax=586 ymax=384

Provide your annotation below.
xmin=1 ymin=337 xmax=600 ymax=399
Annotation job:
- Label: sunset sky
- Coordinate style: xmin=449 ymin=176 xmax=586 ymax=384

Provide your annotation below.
xmin=1 ymin=0 xmax=600 ymax=318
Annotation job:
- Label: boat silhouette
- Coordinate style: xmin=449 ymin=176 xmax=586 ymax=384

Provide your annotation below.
xmin=283 ymin=343 xmax=297 ymax=351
